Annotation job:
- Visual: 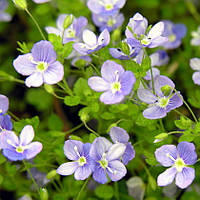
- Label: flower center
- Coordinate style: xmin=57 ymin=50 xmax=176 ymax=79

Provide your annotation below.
xmin=78 ymin=156 xmax=87 ymax=166
xmin=169 ymin=34 xmax=176 ymax=42
xmin=175 ymin=158 xmax=185 ymax=172
xmin=16 ymin=146 xmax=24 ymax=153
xmin=141 ymin=36 xmax=151 ymax=46
xmin=0 ymin=109 xmax=2 ymax=114
xmin=158 ymin=97 xmax=169 ymax=108
xmin=111 ymin=82 xmax=121 ymax=94
xmin=66 ymin=29 xmax=76 ymax=38
xmin=107 ymin=18 xmax=115 ymax=27
xmin=105 ymin=4 xmax=113 ymax=10
xmin=99 ymin=153 xmax=108 ymax=169
xmin=36 ymin=62 xmax=48 ymax=72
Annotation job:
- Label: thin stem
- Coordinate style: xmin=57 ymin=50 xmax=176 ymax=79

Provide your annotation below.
xmin=168 ymin=131 xmax=184 ymax=135
xmin=172 ymin=88 xmax=198 ymax=123
xmin=159 ymin=119 xmax=165 ymax=132
xmin=150 ymin=66 xmax=155 ymax=95
xmin=7 ymin=111 xmax=20 ymax=121
xmin=65 ymin=123 xmax=84 ymax=135
xmin=23 ymin=160 xmax=40 ymax=195
xmin=114 ymin=182 xmax=120 ymax=200
xmin=52 ymin=93 xmax=64 ymax=100
xmin=76 ymin=177 xmax=90 ymax=200
xmin=62 ymin=79 xmax=73 ymax=96
xmin=186 ymin=0 xmax=200 ymax=23
xmin=52 ymin=180 xmax=61 ymax=191
xmin=83 ymin=121 xmax=100 ymax=137
xmin=25 ymin=9 xmax=46 ymax=40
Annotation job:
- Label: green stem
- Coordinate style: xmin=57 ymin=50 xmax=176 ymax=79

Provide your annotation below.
xmin=114 ymin=182 xmax=120 ymax=200
xmin=172 ymin=88 xmax=198 ymax=123
xmin=52 ymin=180 xmax=61 ymax=191
xmin=76 ymin=177 xmax=90 ymax=200
xmin=168 ymin=131 xmax=184 ymax=135
xmin=23 ymin=160 xmax=40 ymax=195
xmin=186 ymin=0 xmax=200 ymax=23
xmin=7 ymin=111 xmax=20 ymax=121
xmin=150 ymin=66 xmax=155 ymax=95
xmin=159 ymin=119 xmax=165 ymax=132
xmin=25 ymin=9 xmax=46 ymax=40
xmin=65 ymin=123 xmax=84 ymax=135
xmin=62 ymin=79 xmax=73 ymax=96
xmin=83 ymin=121 xmax=100 ymax=137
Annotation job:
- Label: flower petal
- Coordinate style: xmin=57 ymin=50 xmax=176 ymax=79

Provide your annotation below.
xmin=43 ymin=61 xmax=64 ymax=85
xmin=122 ymin=142 xmax=135 ymax=165
xmin=0 ymin=115 xmax=13 ymax=131
xmin=143 ymin=105 xmax=166 ymax=119
xmin=74 ymin=165 xmax=92 ymax=180
xmin=190 ymin=58 xmax=200 ymax=71
xmin=106 ymin=143 xmax=126 ymax=161
xmin=3 ymin=148 xmax=25 ymax=161
xmin=101 ymin=60 xmax=124 ymax=82
xmin=1 ymin=131 xmax=19 ymax=149
xmin=90 ymin=137 xmax=112 ymax=161
xmin=100 ymin=90 xmax=124 ymax=104
xmin=25 ymin=72 xmax=43 ymax=88
xmin=57 ymin=162 xmax=79 ymax=176
xmin=120 ymin=71 xmax=136 ymax=95
xmin=175 ymin=167 xmax=195 ymax=189
xmin=109 ymin=126 xmax=129 ymax=143
xmin=82 ymin=29 xmax=97 ymax=46
xmin=177 ymin=142 xmax=197 ymax=165
xmin=157 ymin=167 xmax=176 ymax=186
xmin=144 ymin=68 xmax=160 ymax=81
xmin=107 ymin=160 xmax=127 ymax=182
xmin=166 ymin=93 xmax=183 ymax=112
xmin=148 ymin=36 xmax=168 ymax=48
xmin=88 ymin=77 xmax=110 ymax=92
xmin=13 ymin=53 xmax=36 ymax=76
xmin=137 ymin=86 xmax=157 ymax=104
xmin=148 ymin=22 xmax=164 ymax=39
xmin=25 ymin=142 xmax=43 ymax=159
xmin=192 ymin=71 xmax=200 ymax=85
xmin=45 ymin=26 xmax=61 ymax=36
xmin=93 ymin=165 xmax=108 ymax=184
xmin=0 ymin=94 xmax=9 ymax=114
xmin=155 ymin=145 xmax=177 ymax=167
xmin=19 ymin=125 xmax=34 ymax=146
xmin=97 ymin=29 xmax=110 ymax=46
xmin=31 ymin=40 xmax=57 ymax=63
xmin=64 ymin=140 xmax=83 ymax=161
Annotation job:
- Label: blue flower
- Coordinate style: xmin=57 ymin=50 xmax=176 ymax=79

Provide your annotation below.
xmin=90 ymin=137 xmax=127 ymax=184
xmin=57 ymin=140 xmax=93 ymax=180
xmin=0 ymin=0 xmax=11 ymax=22
xmin=190 ymin=58 xmax=200 ymax=85
xmin=191 ymin=26 xmax=200 ymax=46
xmin=1 ymin=125 xmax=42 ymax=161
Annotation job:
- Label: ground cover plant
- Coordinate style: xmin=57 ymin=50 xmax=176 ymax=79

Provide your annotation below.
xmin=1 ymin=0 xmax=200 ymax=199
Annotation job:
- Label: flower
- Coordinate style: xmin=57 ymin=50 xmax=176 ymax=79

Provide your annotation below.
xmin=90 ymin=137 xmax=127 ymax=184
xmin=125 ymin=13 xmax=168 ymax=48
xmin=1 ymin=125 xmax=42 ymax=161
xmin=109 ymin=126 xmax=135 ymax=165
xmin=0 ymin=0 xmax=11 ymax=22
xmin=150 ymin=50 xmax=169 ymax=67
xmin=161 ymin=21 xmax=187 ymax=49
xmin=32 ymin=0 xmax=51 ymax=3
xmin=92 ymin=12 xmax=124 ymax=32
xmin=190 ymin=58 xmax=200 ymax=85
xmin=137 ymin=75 xmax=183 ymax=119
xmin=73 ymin=29 xmax=110 ymax=55
xmin=0 ymin=115 xmax=12 ymax=131
xmin=57 ymin=140 xmax=93 ymax=180
xmin=13 ymin=40 xmax=64 ymax=88
xmin=88 ymin=60 xmax=136 ymax=104
xmin=87 ymin=0 xmax=126 ymax=15
xmin=191 ymin=26 xmax=200 ymax=46
xmin=144 ymin=68 xmax=160 ymax=81
xmin=0 ymin=94 xmax=9 ymax=115
xmin=155 ymin=142 xmax=197 ymax=189
xmin=45 ymin=14 xmax=88 ymax=44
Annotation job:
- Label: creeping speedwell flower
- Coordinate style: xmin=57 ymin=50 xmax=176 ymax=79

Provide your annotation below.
xmin=73 ymin=29 xmax=110 ymax=55
xmin=0 ymin=0 xmax=11 ymax=22
xmin=57 ymin=140 xmax=93 ymax=180
xmin=109 ymin=126 xmax=135 ymax=165
xmin=88 ymin=60 xmax=136 ymax=104
xmin=190 ymin=58 xmax=200 ymax=85
xmin=13 ymin=40 xmax=64 ymax=88
xmin=90 ymin=137 xmax=127 ymax=184
xmin=137 ymin=75 xmax=183 ymax=119
xmin=1 ymin=125 xmax=42 ymax=161
xmin=191 ymin=26 xmax=200 ymax=46
xmin=155 ymin=142 xmax=197 ymax=189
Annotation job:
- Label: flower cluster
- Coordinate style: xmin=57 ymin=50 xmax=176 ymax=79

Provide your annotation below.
xmin=57 ymin=126 xmax=135 ymax=183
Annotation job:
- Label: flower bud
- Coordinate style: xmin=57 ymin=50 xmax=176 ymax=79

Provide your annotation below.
xmin=44 ymin=84 xmax=54 ymax=94
xmin=40 ymin=188 xmax=48 ymax=200
xmin=13 ymin=0 xmax=27 ymax=10
xmin=63 ymin=15 xmax=74 ymax=30
xmin=46 ymin=170 xmax=57 ymax=180
xmin=121 ymin=41 xmax=130 ymax=55
xmin=161 ymin=85 xmax=172 ymax=96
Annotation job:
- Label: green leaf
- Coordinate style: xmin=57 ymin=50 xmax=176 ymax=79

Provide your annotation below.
xmin=89 ymin=133 xmax=97 ymax=143
xmin=70 ymin=135 xmax=82 ymax=141
xmin=144 ymin=151 xmax=157 ymax=166
xmin=148 ymin=175 xmax=156 ymax=191
xmin=64 ymin=96 xmax=80 ymax=106
xmin=101 ymin=112 xmax=116 ymax=120
xmin=62 ymin=42 xmax=74 ymax=58
xmin=95 ymin=185 xmax=114 ymax=199
xmin=141 ymin=53 xmax=151 ymax=71
xmin=17 ymin=41 xmax=32 ymax=54
xmin=136 ymin=113 xmax=156 ymax=127
xmin=48 ymin=114 xmax=63 ymax=131
xmin=178 ymin=131 xmax=196 ymax=142
xmin=174 ymin=116 xmax=193 ymax=130
xmin=13 ymin=116 xmax=40 ymax=133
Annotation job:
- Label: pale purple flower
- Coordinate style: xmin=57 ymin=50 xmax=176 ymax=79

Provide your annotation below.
xmin=92 ymin=12 xmax=124 ymax=32
xmin=161 ymin=21 xmax=187 ymax=49
xmin=57 ymin=140 xmax=93 ymax=180
xmin=73 ymin=29 xmax=110 ymax=55
xmin=109 ymin=38 xmax=141 ymax=61
xmin=32 ymin=0 xmax=51 ymax=3
xmin=71 ymin=55 xmax=92 ymax=67
xmin=88 ymin=60 xmax=136 ymax=104
xmin=0 ymin=94 xmax=8 ymax=115
xmin=90 ymin=137 xmax=127 ymax=184
xmin=137 ymin=75 xmax=183 ymax=119
xmin=191 ymin=26 xmax=200 ymax=46
xmin=144 ymin=68 xmax=160 ymax=81
xmin=190 ymin=58 xmax=200 ymax=85
xmin=0 ymin=0 xmax=11 ymax=22
xmin=45 ymin=14 xmax=88 ymax=44
xmin=155 ymin=142 xmax=197 ymax=189
xmin=1 ymin=125 xmax=42 ymax=161
xmin=150 ymin=50 xmax=169 ymax=67
xmin=13 ymin=40 xmax=64 ymax=88
xmin=0 ymin=115 xmax=12 ymax=131
xmin=87 ymin=0 xmax=126 ymax=15
xmin=125 ymin=13 xmax=168 ymax=48
xmin=109 ymin=127 xmax=135 ymax=165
